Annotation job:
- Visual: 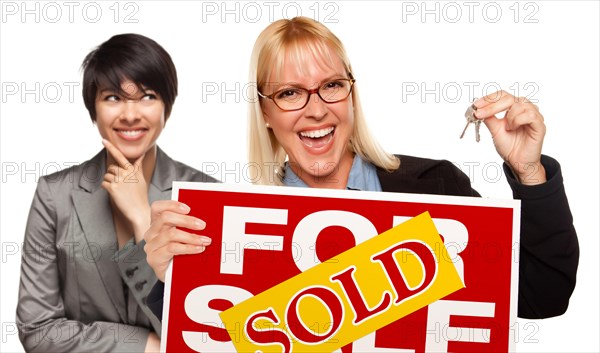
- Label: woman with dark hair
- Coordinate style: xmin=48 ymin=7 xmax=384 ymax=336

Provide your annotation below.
xmin=16 ymin=33 xmax=215 ymax=352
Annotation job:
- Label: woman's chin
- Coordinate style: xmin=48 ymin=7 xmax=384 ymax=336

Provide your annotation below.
xmin=120 ymin=141 xmax=156 ymax=158
xmin=110 ymin=146 xmax=146 ymax=163
xmin=296 ymin=160 xmax=338 ymax=179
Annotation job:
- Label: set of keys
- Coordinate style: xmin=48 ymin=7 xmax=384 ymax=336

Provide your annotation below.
xmin=460 ymin=101 xmax=481 ymax=142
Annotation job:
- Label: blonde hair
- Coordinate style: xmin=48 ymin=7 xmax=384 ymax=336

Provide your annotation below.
xmin=248 ymin=17 xmax=399 ymax=185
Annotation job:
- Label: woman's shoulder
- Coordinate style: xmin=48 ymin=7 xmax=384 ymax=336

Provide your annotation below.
xmin=158 ymin=148 xmax=220 ymax=184
xmin=376 ymin=154 xmax=474 ymax=196
xmin=38 ymin=150 xmax=105 ymax=190
xmin=171 ymin=159 xmax=220 ymax=183
xmin=388 ymin=154 xmax=462 ymax=178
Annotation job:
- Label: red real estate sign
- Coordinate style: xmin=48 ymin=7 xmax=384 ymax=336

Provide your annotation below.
xmin=161 ymin=182 xmax=520 ymax=353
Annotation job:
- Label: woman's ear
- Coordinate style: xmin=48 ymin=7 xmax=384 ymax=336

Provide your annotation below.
xmin=262 ymin=110 xmax=271 ymax=128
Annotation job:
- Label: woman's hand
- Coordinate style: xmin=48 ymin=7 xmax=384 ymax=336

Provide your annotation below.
xmin=101 ymin=139 xmax=151 ymax=242
xmin=144 ymin=200 xmax=212 ymax=282
xmin=144 ymin=332 xmax=160 ymax=353
xmin=474 ymin=90 xmax=547 ymax=185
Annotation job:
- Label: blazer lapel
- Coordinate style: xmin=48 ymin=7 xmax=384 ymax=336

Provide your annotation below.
xmin=72 ymin=150 xmax=128 ymax=322
xmin=150 ymin=147 xmax=177 ymax=198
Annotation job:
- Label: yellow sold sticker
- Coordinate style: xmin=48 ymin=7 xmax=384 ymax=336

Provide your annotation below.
xmin=220 ymin=211 xmax=465 ymax=353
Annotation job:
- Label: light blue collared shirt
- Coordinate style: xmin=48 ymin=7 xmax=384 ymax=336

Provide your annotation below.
xmin=282 ymin=155 xmax=382 ymax=191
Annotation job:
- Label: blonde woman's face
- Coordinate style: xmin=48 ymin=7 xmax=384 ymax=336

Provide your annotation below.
xmin=261 ymin=51 xmax=355 ymax=188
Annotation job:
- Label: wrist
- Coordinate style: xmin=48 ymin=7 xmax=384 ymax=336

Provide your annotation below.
xmin=144 ymin=331 xmax=160 ymax=353
xmin=131 ymin=209 xmax=152 ymax=243
xmin=510 ymin=161 xmax=547 ymax=185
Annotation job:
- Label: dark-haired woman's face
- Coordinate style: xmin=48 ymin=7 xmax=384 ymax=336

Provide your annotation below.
xmin=95 ymin=80 xmax=165 ymax=162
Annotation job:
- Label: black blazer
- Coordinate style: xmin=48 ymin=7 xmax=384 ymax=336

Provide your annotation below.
xmin=376 ymin=154 xmax=578 ymax=319
xmin=148 ymin=154 xmax=578 ymax=320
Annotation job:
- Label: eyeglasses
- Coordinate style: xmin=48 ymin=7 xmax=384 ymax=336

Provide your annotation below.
xmin=258 ymin=78 xmax=356 ymax=112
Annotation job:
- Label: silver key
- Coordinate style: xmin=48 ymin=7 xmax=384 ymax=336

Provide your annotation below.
xmin=460 ymin=102 xmax=480 ymax=142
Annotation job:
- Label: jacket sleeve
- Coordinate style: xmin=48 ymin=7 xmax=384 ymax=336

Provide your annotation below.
xmin=503 ymin=155 xmax=579 ymax=319
xmin=113 ymin=239 xmax=162 ymax=338
xmin=16 ymin=177 xmax=151 ymax=352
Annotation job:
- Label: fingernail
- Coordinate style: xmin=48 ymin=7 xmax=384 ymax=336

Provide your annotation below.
xmin=195 ymin=219 xmax=206 ymax=229
xmin=199 ymin=236 xmax=212 ymax=244
xmin=179 ymin=203 xmax=191 ymax=212
xmin=194 ymin=246 xmax=205 ymax=252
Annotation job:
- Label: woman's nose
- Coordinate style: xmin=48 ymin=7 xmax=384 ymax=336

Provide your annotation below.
xmin=119 ymin=101 xmax=141 ymax=122
xmin=304 ymin=92 xmax=328 ymax=120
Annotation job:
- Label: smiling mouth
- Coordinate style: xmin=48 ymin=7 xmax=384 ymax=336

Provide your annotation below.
xmin=115 ymin=129 xmax=148 ymax=140
xmin=298 ymin=127 xmax=335 ymax=148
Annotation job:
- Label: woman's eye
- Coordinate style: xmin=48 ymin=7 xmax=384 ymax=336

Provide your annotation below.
xmin=141 ymin=93 xmax=157 ymax=100
xmin=105 ymin=95 xmax=120 ymax=102
xmin=276 ymin=89 xmax=300 ymax=100
xmin=323 ymin=80 xmax=344 ymax=90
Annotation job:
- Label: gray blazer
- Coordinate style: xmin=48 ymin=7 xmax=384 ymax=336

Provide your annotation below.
xmin=16 ymin=147 xmax=217 ymax=352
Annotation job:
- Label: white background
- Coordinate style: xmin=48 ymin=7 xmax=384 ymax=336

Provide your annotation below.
xmin=1 ymin=1 xmax=598 ymax=352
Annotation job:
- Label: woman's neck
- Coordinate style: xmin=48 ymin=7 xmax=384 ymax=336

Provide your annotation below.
xmin=105 ymin=145 xmax=158 ymax=185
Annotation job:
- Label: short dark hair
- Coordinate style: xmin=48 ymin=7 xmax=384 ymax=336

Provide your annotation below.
xmin=81 ymin=33 xmax=178 ymax=121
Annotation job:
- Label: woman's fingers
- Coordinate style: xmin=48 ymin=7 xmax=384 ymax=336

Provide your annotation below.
xmin=473 ymin=91 xmax=513 ymax=119
xmin=150 ymin=200 xmax=191 ymax=220
xmin=144 ymin=225 xmax=211 ymax=282
xmin=145 ymin=227 xmax=211 ymax=253
xmin=102 ymin=139 xmax=130 ymax=168
xmin=144 ymin=200 xmax=212 ymax=281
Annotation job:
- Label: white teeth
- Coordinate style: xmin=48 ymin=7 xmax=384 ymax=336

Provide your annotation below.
xmin=299 ymin=127 xmax=334 ymax=139
xmin=118 ymin=130 xmax=143 ymax=137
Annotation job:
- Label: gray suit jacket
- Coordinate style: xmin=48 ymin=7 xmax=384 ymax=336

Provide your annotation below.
xmin=16 ymin=147 xmax=217 ymax=352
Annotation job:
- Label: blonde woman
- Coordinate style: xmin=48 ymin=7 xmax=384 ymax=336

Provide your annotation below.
xmin=144 ymin=17 xmax=578 ymax=320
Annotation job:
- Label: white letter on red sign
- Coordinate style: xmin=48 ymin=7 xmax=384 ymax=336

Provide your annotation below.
xmin=426 ymin=300 xmax=495 ymax=351
xmin=293 ymin=210 xmax=378 ymax=272
xmin=221 ymin=206 xmax=287 ymax=275
xmin=183 ymin=285 xmax=252 ymax=352
xmin=394 ymin=217 xmax=468 ymax=283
